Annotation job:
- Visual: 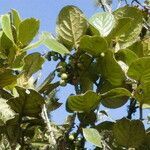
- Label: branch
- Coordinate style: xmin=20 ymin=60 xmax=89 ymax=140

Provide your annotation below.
xmin=127 ymin=98 xmax=137 ymax=119
xmin=139 ymin=103 xmax=143 ymax=120
xmin=42 ymin=104 xmax=56 ymax=146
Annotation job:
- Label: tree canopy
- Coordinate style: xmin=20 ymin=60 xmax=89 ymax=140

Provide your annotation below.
xmin=0 ymin=0 xmax=150 ymax=149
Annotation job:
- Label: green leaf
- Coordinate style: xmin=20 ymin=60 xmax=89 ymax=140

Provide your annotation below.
xmin=112 ymin=6 xmax=143 ymax=49
xmin=97 ymin=50 xmax=126 ymax=86
xmin=89 ymin=12 xmax=115 ymax=37
xmin=96 ymin=121 xmax=114 ymax=132
xmin=0 ymin=98 xmax=16 ymax=125
xmin=37 ymin=72 xmax=55 ymax=93
xmin=79 ymin=35 xmax=108 ymax=57
xmin=0 ymin=89 xmax=13 ymax=100
xmin=56 ymin=5 xmax=88 ymax=49
xmin=23 ymin=52 xmax=45 ymax=77
xmin=11 ymin=9 xmax=21 ymax=31
xmin=66 ymin=91 xmax=100 ymax=112
xmin=11 ymin=51 xmax=26 ymax=69
xmin=128 ymin=41 xmax=144 ymax=58
xmin=138 ymin=131 xmax=150 ymax=150
xmin=142 ymin=38 xmax=150 ymax=57
xmin=8 ymin=87 xmax=45 ymax=117
xmin=23 ymin=36 xmax=44 ymax=51
xmin=83 ymin=128 xmax=102 ymax=148
xmin=101 ymin=88 xmax=131 ymax=108
xmin=115 ymin=49 xmax=138 ymax=66
xmin=42 ymin=32 xmax=70 ymax=55
xmin=78 ymin=112 xmax=97 ymax=126
xmin=0 ymin=69 xmax=17 ymax=88
xmin=135 ymin=81 xmax=150 ymax=105
xmin=127 ymin=57 xmax=150 ymax=83
xmin=1 ymin=32 xmax=13 ymax=50
xmin=113 ymin=118 xmax=145 ymax=148
xmin=88 ymin=23 xmax=100 ymax=36
xmin=18 ymin=18 xmax=40 ymax=46
xmin=0 ymin=14 xmax=14 ymax=42
xmin=108 ymin=17 xmax=136 ymax=49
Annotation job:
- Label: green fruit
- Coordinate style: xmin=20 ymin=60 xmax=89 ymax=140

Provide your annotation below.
xmin=53 ymin=56 xmax=59 ymax=61
xmin=51 ymin=51 xmax=56 ymax=56
xmin=59 ymin=79 xmax=67 ymax=86
xmin=59 ymin=62 xmax=67 ymax=67
xmin=69 ymin=134 xmax=74 ymax=140
xmin=61 ymin=73 xmax=68 ymax=80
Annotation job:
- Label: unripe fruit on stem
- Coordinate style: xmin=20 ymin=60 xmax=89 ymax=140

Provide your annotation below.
xmin=61 ymin=73 xmax=68 ymax=80
xmin=53 ymin=56 xmax=58 ymax=61
xmin=51 ymin=51 xmax=56 ymax=56
xmin=59 ymin=79 xmax=67 ymax=86
xmin=69 ymin=134 xmax=74 ymax=140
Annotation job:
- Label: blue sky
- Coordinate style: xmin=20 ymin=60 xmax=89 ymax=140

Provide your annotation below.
xmin=0 ymin=0 xmax=149 ymax=127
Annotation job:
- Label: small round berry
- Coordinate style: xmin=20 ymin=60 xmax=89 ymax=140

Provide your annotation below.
xmin=59 ymin=79 xmax=67 ymax=86
xmin=61 ymin=73 xmax=68 ymax=80
xmin=53 ymin=56 xmax=59 ymax=61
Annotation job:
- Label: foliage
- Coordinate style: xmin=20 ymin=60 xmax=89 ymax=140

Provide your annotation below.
xmin=0 ymin=1 xmax=150 ymax=149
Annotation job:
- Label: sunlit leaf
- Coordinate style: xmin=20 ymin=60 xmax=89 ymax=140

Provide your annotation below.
xmin=23 ymin=52 xmax=45 ymax=77
xmin=127 ymin=57 xmax=150 ymax=83
xmin=97 ymin=50 xmax=126 ymax=86
xmin=42 ymin=32 xmax=70 ymax=55
xmin=18 ymin=18 xmax=40 ymax=46
xmin=0 ymin=14 xmax=14 ymax=42
xmin=0 ymin=98 xmax=16 ymax=125
xmin=83 ymin=128 xmax=102 ymax=148
xmin=89 ymin=12 xmax=115 ymax=37
xmin=57 ymin=5 xmax=88 ymax=49
xmin=11 ymin=9 xmax=21 ymax=31
xmin=66 ymin=91 xmax=100 ymax=112
xmin=115 ymin=49 xmax=138 ymax=66
xmin=79 ymin=35 xmax=108 ymax=57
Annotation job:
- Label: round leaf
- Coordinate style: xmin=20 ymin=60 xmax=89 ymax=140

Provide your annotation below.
xmin=66 ymin=91 xmax=100 ymax=112
xmin=113 ymin=118 xmax=145 ymax=148
xmin=83 ymin=128 xmax=102 ymax=148
xmin=127 ymin=57 xmax=150 ymax=83
xmin=18 ymin=18 xmax=40 ymax=46
xmin=23 ymin=52 xmax=45 ymax=77
xmin=135 ymin=81 xmax=150 ymax=105
xmin=115 ymin=49 xmax=138 ymax=66
xmin=96 ymin=50 xmax=126 ymax=86
xmin=112 ymin=6 xmax=143 ymax=48
xmin=89 ymin=12 xmax=115 ymax=37
xmin=56 ymin=5 xmax=88 ymax=49
xmin=101 ymin=88 xmax=131 ymax=108
xmin=79 ymin=35 xmax=108 ymax=57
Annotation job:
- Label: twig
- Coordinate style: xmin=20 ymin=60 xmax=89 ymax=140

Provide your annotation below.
xmin=42 ymin=104 xmax=56 ymax=146
xmin=127 ymin=98 xmax=137 ymax=119
xmin=139 ymin=103 xmax=143 ymax=120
